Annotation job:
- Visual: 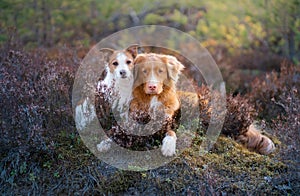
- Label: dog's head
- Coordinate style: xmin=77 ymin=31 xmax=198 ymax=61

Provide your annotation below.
xmin=100 ymin=45 xmax=138 ymax=80
xmin=133 ymin=53 xmax=185 ymax=95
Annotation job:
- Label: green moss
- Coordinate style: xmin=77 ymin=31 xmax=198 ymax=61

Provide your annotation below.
xmin=144 ymin=13 xmax=165 ymax=24
xmin=182 ymin=136 xmax=287 ymax=189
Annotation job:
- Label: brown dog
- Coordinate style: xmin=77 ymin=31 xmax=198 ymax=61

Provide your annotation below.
xmin=130 ymin=53 xmax=185 ymax=156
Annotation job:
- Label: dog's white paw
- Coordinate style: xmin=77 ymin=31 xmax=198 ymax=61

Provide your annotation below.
xmin=161 ymin=135 xmax=177 ymax=157
xmin=96 ymin=138 xmax=112 ymax=152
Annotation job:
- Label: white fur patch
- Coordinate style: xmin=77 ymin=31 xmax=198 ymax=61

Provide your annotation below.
xmin=149 ymin=64 xmax=158 ymax=83
xmin=97 ymin=80 xmax=109 ymax=94
xmin=161 ymin=135 xmax=177 ymax=157
xmin=113 ymin=78 xmax=133 ymax=111
xmin=96 ymin=138 xmax=112 ymax=152
xmin=149 ymin=96 xmax=164 ymax=119
xmin=75 ymin=98 xmax=96 ymax=131
xmin=150 ymin=96 xmax=162 ymax=110
xmin=116 ymin=52 xmax=127 ymax=64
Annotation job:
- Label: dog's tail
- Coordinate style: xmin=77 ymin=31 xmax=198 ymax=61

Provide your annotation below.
xmin=236 ymin=123 xmax=276 ymax=155
xmin=177 ymin=90 xmax=276 ymax=155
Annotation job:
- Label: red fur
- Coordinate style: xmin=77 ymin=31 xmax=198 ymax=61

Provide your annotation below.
xmin=130 ymin=53 xmax=184 ymax=118
xmin=129 ymin=53 xmax=185 ymax=156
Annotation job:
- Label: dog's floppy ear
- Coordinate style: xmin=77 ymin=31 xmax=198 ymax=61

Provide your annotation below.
xmin=99 ymin=48 xmax=114 ymax=62
xmin=162 ymin=55 xmax=185 ymax=82
xmin=133 ymin=54 xmax=146 ymax=82
xmin=126 ymin=44 xmax=139 ymax=58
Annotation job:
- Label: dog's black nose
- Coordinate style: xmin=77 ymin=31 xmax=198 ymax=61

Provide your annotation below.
xmin=119 ymin=70 xmax=127 ymax=77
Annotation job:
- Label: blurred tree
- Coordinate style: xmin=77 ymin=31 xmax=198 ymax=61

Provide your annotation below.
xmin=0 ymin=0 xmax=299 ymax=62
xmin=262 ymin=0 xmax=300 ymax=62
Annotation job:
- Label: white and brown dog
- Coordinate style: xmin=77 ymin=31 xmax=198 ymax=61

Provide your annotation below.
xmin=96 ymin=45 xmax=138 ymax=152
xmin=75 ymin=45 xmax=138 ymax=132
xmin=97 ymin=45 xmax=138 ymax=111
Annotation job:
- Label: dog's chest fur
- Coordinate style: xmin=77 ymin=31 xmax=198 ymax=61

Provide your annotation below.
xmin=150 ymin=96 xmax=163 ymax=110
xmin=98 ymin=64 xmax=133 ymax=110
xmin=113 ymin=78 xmax=133 ymax=110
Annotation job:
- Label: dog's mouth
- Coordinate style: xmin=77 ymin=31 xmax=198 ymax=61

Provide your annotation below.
xmin=146 ymin=91 xmax=158 ymax=95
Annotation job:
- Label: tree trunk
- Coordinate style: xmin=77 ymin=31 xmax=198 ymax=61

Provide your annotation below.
xmin=287 ymin=31 xmax=295 ymax=60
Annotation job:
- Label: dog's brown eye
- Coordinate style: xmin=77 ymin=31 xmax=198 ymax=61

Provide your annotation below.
xmin=143 ymin=70 xmax=147 ymax=74
xmin=158 ymin=69 xmax=163 ymax=73
xmin=126 ymin=60 xmax=132 ymax=64
xmin=112 ymin=61 xmax=118 ymax=66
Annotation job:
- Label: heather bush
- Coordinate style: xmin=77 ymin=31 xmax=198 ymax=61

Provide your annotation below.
xmin=248 ymin=63 xmax=300 ymax=120
xmin=0 ymin=49 xmax=79 ymax=193
xmin=245 ymin=63 xmax=300 ymax=194
xmin=0 ymin=49 xmax=77 ymax=153
xmin=0 ymin=47 xmax=298 ymax=194
xmin=248 ymin=62 xmax=300 ymax=155
xmin=212 ymin=47 xmax=286 ymax=94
